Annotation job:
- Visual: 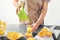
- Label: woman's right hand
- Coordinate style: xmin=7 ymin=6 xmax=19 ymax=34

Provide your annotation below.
xmin=16 ymin=4 xmax=21 ymax=14
xmin=13 ymin=0 xmax=21 ymax=14
xmin=16 ymin=8 xmax=18 ymax=14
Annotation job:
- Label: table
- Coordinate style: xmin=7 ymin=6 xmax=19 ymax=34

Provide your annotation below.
xmin=0 ymin=24 xmax=60 ymax=40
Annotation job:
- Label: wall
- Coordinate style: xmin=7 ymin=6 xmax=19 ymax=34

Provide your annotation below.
xmin=0 ymin=0 xmax=19 ymax=24
xmin=0 ymin=0 xmax=60 ymax=25
xmin=44 ymin=0 xmax=60 ymax=25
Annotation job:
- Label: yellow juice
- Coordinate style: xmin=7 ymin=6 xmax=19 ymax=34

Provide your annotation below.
xmin=27 ymin=25 xmax=32 ymax=33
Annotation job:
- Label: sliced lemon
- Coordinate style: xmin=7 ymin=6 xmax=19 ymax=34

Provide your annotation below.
xmin=7 ymin=32 xmax=23 ymax=40
xmin=0 ymin=29 xmax=4 ymax=35
xmin=27 ymin=37 xmax=35 ymax=40
xmin=25 ymin=33 xmax=32 ymax=38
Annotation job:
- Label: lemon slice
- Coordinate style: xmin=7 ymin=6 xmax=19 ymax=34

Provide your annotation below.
xmin=46 ymin=31 xmax=52 ymax=37
xmin=27 ymin=37 xmax=35 ymax=40
xmin=0 ymin=29 xmax=4 ymax=35
xmin=38 ymin=31 xmax=45 ymax=37
xmin=7 ymin=32 xmax=23 ymax=40
xmin=38 ymin=27 xmax=52 ymax=37
xmin=25 ymin=33 xmax=32 ymax=38
xmin=0 ymin=20 xmax=6 ymax=31
xmin=0 ymin=20 xmax=2 ymax=25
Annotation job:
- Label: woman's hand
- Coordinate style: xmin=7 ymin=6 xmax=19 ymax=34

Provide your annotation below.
xmin=16 ymin=8 xmax=19 ymax=14
xmin=31 ymin=0 xmax=48 ymax=32
xmin=16 ymin=8 xmax=18 ymax=14
xmin=31 ymin=23 xmax=38 ymax=32
xmin=13 ymin=0 xmax=21 ymax=14
xmin=16 ymin=4 xmax=21 ymax=14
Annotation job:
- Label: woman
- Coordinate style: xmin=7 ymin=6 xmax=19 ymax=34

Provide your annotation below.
xmin=13 ymin=0 xmax=49 ymax=37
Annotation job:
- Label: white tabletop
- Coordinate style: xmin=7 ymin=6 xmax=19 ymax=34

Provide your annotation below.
xmin=5 ymin=24 xmax=60 ymax=40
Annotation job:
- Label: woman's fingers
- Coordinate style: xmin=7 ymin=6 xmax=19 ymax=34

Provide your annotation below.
xmin=16 ymin=8 xmax=18 ymax=14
